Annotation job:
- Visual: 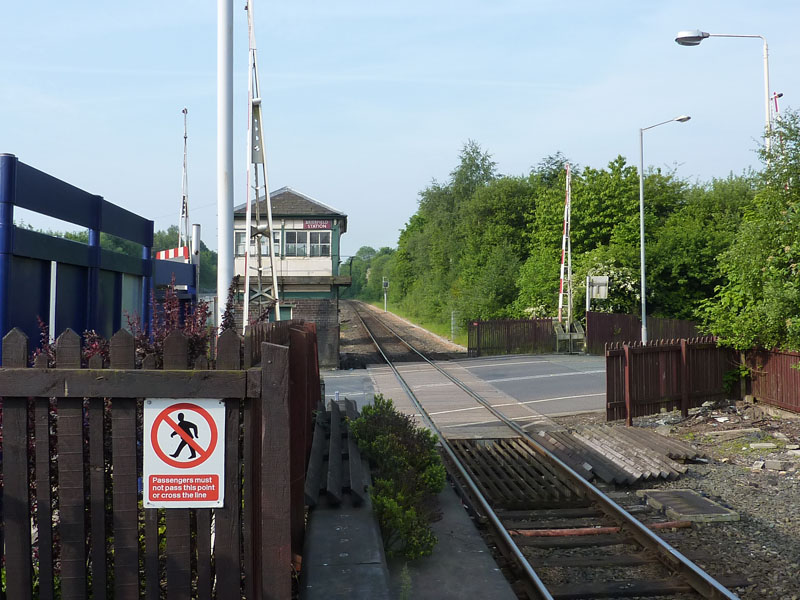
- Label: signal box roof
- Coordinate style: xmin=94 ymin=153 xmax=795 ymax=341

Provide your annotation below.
xmin=234 ymin=187 xmax=347 ymax=232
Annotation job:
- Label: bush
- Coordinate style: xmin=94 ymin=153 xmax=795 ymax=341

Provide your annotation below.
xmin=350 ymin=395 xmax=446 ymax=559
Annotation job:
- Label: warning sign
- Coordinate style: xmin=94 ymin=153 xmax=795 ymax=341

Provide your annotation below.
xmin=144 ymin=399 xmax=225 ymax=508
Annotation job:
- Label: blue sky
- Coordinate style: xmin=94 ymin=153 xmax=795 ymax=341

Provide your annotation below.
xmin=3 ymin=1 xmax=799 ymax=258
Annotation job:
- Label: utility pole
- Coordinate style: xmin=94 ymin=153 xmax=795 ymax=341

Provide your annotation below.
xmin=242 ymin=0 xmax=281 ymax=332
xmin=179 ymin=108 xmax=190 ymax=249
xmin=216 ymin=0 xmax=234 ymax=330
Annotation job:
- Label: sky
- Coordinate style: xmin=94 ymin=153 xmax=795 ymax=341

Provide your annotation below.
xmin=3 ymin=1 xmax=800 ymax=259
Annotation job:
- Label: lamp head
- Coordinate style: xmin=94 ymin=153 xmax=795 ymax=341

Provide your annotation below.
xmin=675 ymin=30 xmax=710 ymax=46
xmin=674 ymin=115 xmax=691 ymax=123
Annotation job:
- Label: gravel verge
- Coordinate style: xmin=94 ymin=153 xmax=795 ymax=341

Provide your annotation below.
xmin=553 ymin=402 xmax=800 ymax=599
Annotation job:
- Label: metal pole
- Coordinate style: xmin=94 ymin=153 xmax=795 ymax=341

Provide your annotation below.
xmin=192 ymin=223 xmax=201 ymax=295
xmin=0 ymin=154 xmax=17 ymax=362
xmin=216 ymin=0 xmax=234 ymax=331
xmin=638 ymin=127 xmax=648 ymax=344
xmin=762 ymin=37 xmax=771 ymax=153
xmin=585 ymin=275 xmax=591 ymax=314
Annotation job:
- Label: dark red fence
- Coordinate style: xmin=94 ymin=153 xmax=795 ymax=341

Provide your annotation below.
xmin=0 ymin=321 xmax=320 ymax=600
xmin=747 ymin=349 xmax=800 ymax=413
xmin=468 ymin=318 xmax=554 ymax=357
xmin=606 ymin=337 xmax=739 ymax=423
xmin=586 ymin=312 xmax=700 ymax=355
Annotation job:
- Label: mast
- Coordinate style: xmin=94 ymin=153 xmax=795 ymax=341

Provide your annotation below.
xmin=242 ymin=0 xmax=282 ymax=333
xmin=179 ymin=108 xmax=190 ymax=248
xmin=558 ymin=163 xmax=573 ymax=325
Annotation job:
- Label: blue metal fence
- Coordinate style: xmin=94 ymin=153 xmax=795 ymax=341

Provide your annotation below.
xmin=0 ymin=153 xmax=196 ymax=363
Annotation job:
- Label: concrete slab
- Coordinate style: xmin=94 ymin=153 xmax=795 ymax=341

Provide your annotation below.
xmin=322 ymin=369 xmax=377 ymax=411
xmin=636 ymin=489 xmax=740 ymax=522
xmin=301 ymin=459 xmax=391 ymax=600
xmin=387 ymin=482 xmax=517 ymax=600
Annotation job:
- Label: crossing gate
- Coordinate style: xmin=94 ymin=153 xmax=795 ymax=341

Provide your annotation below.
xmin=0 ymin=324 xmax=319 ymax=600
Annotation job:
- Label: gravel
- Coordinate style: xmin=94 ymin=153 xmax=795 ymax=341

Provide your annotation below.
xmin=336 ymin=305 xmax=800 ymax=597
xmin=554 ymin=404 xmax=800 ymax=599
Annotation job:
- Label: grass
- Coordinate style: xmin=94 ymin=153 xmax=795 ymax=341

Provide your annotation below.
xmin=701 ymin=434 xmax=787 ymax=459
xmin=365 ymin=300 xmax=469 ymax=347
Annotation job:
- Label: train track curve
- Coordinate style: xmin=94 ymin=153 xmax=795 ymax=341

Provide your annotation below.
xmin=350 ymin=301 xmax=743 ymax=600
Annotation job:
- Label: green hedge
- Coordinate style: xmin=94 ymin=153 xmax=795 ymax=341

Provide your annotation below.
xmin=350 ymin=395 xmax=446 ymax=559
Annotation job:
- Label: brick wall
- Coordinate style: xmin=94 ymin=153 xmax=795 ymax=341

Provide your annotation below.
xmin=232 ymin=295 xmax=340 ymax=368
xmin=290 ymin=298 xmax=340 ymax=368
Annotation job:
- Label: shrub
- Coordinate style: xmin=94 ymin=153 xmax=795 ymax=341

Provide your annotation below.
xmin=350 ymin=395 xmax=446 ymax=559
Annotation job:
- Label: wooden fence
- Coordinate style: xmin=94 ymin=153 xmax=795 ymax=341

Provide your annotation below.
xmin=586 ymin=312 xmax=700 ymax=355
xmin=0 ymin=321 xmax=319 ymax=600
xmin=747 ymin=348 xmax=800 ymax=413
xmin=467 ymin=318 xmax=554 ymax=357
xmin=605 ymin=337 xmax=739 ymax=424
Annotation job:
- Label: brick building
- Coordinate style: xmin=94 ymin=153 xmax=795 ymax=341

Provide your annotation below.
xmin=233 ymin=187 xmax=350 ymax=367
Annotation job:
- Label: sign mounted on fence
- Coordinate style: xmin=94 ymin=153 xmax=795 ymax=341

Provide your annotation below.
xmin=143 ymin=399 xmax=225 ymax=508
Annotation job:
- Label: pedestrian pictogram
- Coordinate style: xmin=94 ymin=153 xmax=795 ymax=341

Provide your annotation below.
xmin=144 ymin=399 xmax=225 ymax=508
xmin=170 ymin=412 xmax=198 ymax=458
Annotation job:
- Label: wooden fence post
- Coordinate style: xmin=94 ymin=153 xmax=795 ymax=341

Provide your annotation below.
xmin=55 ymin=329 xmax=87 ymax=600
xmin=289 ymin=327 xmax=309 ymax=556
xmin=2 ymin=328 xmax=33 ymax=600
xmin=110 ymin=330 xmax=141 ymax=600
xmin=624 ymin=343 xmax=632 ymax=427
xmin=33 ymin=351 xmax=54 ymax=600
xmin=213 ymin=328 xmax=243 ymax=598
xmin=681 ymin=339 xmax=689 ymax=418
xmin=163 ymin=331 xmax=191 ymax=600
xmin=260 ymin=342 xmax=291 ymax=600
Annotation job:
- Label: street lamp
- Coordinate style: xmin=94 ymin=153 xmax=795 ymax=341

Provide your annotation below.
xmin=675 ymin=30 xmax=771 ymax=152
xmin=639 ymin=115 xmax=691 ymax=344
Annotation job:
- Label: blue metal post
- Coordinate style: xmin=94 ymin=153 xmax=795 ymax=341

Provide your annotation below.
xmin=142 ymin=245 xmax=152 ymax=335
xmin=0 ymin=154 xmax=17 ymax=365
xmin=88 ymin=226 xmax=100 ymax=332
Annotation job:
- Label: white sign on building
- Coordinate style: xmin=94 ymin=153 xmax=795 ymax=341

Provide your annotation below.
xmin=143 ymin=398 xmax=225 ymax=508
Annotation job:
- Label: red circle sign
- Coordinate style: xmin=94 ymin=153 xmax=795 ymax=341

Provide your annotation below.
xmin=151 ymin=402 xmax=219 ymax=468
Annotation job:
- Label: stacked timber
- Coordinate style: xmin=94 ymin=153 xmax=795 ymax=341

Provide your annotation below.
xmin=535 ymin=426 xmax=704 ymax=485
xmin=304 ymin=398 xmax=367 ymax=507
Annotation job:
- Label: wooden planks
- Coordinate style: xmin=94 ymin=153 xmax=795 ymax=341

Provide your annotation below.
xmin=326 ymin=401 xmax=343 ymax=504
xmin=0 ymin=323 xmax=303 ymax=600
xmin=55 ymin=330 xmax=88 ymax=600
xmin=2 ymin=329 xmax=33 ymax=600
xmin=163 ymin=332 xmax=192 ymax=600
xmin=0 ymin=368 xmax=250 ymax=399
xmin=260 ymin=342 xmax=292 ymax=600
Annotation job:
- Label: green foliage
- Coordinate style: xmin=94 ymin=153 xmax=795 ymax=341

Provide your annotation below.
xmin=344 ymin=139 xmax=762 ymax=339
xmin=701 ymin=109 xmax=800 ymax=350
xmin=350 ymin=395 xmax=445 ymax=559
xmin=723 ymin=363 xmax=750 ymax=396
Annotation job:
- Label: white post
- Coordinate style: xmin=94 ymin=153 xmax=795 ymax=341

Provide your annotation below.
xmin=191 ymin=224 xmax=201 ymax=266
xmin=216 ymin=0 xmax=234 ymax=330
xmin=639 ymin=127 xmax=648 ymax=345
xmin=585 ymin=275 xmax=591 ymax=314
xmin=762 ymin=37 xmax=771 ymax=153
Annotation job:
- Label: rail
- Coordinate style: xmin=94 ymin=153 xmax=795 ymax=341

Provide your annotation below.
xmin=351 ymin=302 xmax=739 ymax=600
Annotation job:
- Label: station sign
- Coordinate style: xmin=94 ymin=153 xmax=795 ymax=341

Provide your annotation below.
xmin=143 ymin=399 xmax=225 ymax=508
xmin=303 ymin=219 xmax=331 ymax=230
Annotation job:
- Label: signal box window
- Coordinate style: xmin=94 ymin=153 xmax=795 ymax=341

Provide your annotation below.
xmin=285 ymin=231 xmax=307 ymax=256
xmin=310 ymin=231 xmax=331 ymax=257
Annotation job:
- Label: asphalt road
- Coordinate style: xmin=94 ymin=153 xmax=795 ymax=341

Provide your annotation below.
xmin=448 ymin=354 xmax=605 ymax=416
xmin=323 ymin=353 xmax=606 ymax=416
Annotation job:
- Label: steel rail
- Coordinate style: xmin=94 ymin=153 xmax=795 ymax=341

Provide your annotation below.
xmin=351 ymin=304 xmax=555 ymax=600
xmin=353 ymin=301 xmax=739 ymax=600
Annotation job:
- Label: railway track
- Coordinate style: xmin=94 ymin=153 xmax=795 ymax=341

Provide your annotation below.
xmin=351 ymin=302 xmax=746 ymax=600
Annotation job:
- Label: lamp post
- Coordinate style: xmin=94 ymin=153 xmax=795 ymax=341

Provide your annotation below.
xmin=675 ymin=30 xmax=771 ymax=152
xmin=639 ymin=116 xmax=691 ymax=344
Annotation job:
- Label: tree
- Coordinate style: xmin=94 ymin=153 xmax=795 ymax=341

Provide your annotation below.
xmin=700 ymin=109 xmax=800 ymax=350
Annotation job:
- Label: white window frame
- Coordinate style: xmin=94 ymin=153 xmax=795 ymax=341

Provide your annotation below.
xmin=309 ymin=231 xmax=331 ymax=257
